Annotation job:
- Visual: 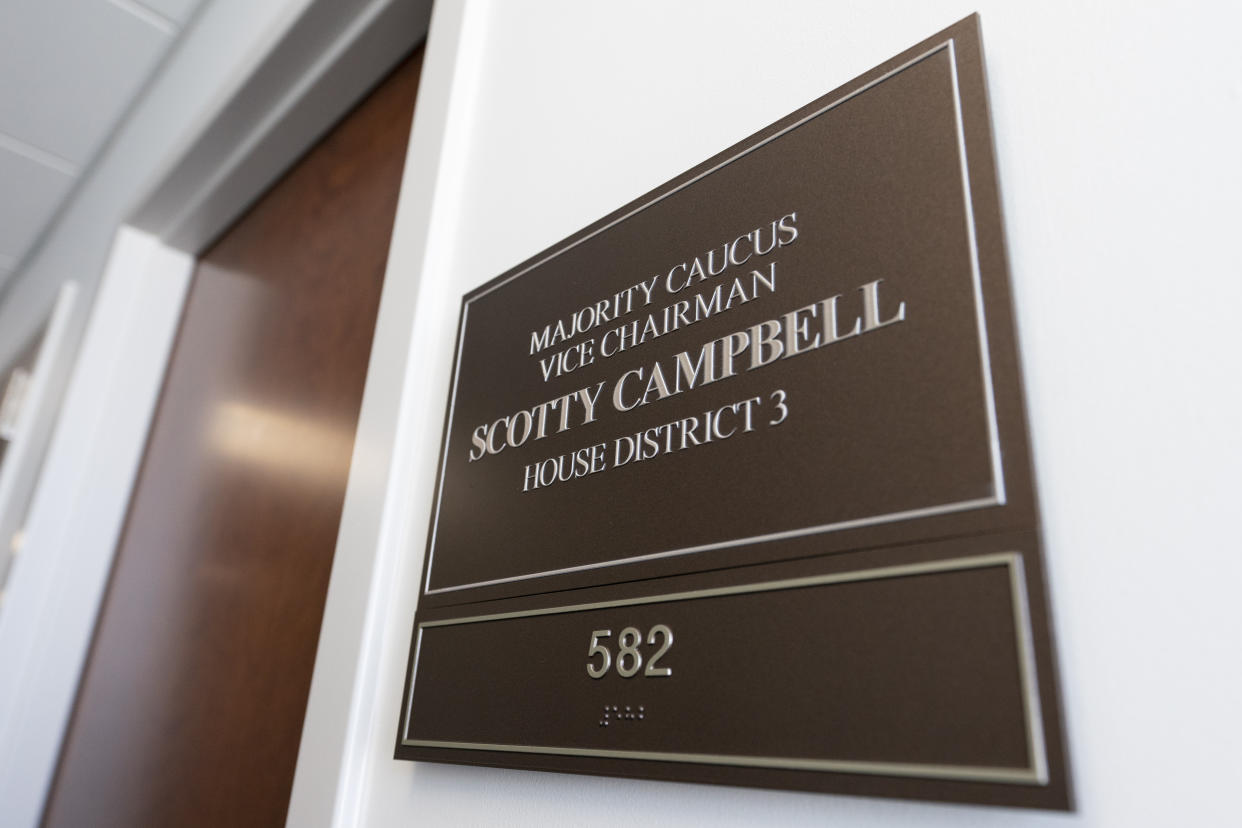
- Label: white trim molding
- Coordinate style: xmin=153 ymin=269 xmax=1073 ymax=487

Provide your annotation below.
xmin=0 ymin=230 xmax=190 ymax=828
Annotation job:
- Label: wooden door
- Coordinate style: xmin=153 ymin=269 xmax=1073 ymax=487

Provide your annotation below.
xmin=42 ymin=48 xmax=423 ymax=828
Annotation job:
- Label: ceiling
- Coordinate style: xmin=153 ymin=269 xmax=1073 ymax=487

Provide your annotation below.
xmin=0 ymin=0 xmax=205 ymax=295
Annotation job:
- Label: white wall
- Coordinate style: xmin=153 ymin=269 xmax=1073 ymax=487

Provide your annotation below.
xmin=305 ymin=1 xmax=1242 ymax=825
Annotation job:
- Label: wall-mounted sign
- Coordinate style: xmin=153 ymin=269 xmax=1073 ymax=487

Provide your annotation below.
xmin=396 ymin=15 xmax=1070 ymax=810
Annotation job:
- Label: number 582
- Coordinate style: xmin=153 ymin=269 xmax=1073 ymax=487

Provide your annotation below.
xmin=586 ymin=625 xmax=673 ymax=679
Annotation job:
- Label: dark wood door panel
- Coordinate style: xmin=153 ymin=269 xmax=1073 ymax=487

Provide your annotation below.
xmin=42 ymin=47 xmax=423 ymax=828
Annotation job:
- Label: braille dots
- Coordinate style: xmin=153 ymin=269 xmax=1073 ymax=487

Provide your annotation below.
xmin=599 ymin=704 xmax=646 ymax=727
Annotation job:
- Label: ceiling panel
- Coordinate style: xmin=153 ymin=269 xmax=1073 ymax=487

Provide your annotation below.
xmin=0 ymin=0 xmax=172 ymax=166
xmin=0 ymin=147 xmax=75 ymax=260
xmin=137 ymin=0 xmax=205 ymax=26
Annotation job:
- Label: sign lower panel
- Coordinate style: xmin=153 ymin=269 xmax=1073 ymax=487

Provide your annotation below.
xmin=406 ymin=551 xmax=1043 ymax=783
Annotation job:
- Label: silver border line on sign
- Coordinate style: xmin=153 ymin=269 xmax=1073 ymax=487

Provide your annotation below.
xmin=402 ymin=552 xmax=1049 ymax=786
xmin=425 ymin=39 xmax=1006 ymax=595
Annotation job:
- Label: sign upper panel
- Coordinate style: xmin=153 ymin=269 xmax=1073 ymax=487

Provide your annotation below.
xmin=425 ymin=41 xmax=1007 ymax=595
